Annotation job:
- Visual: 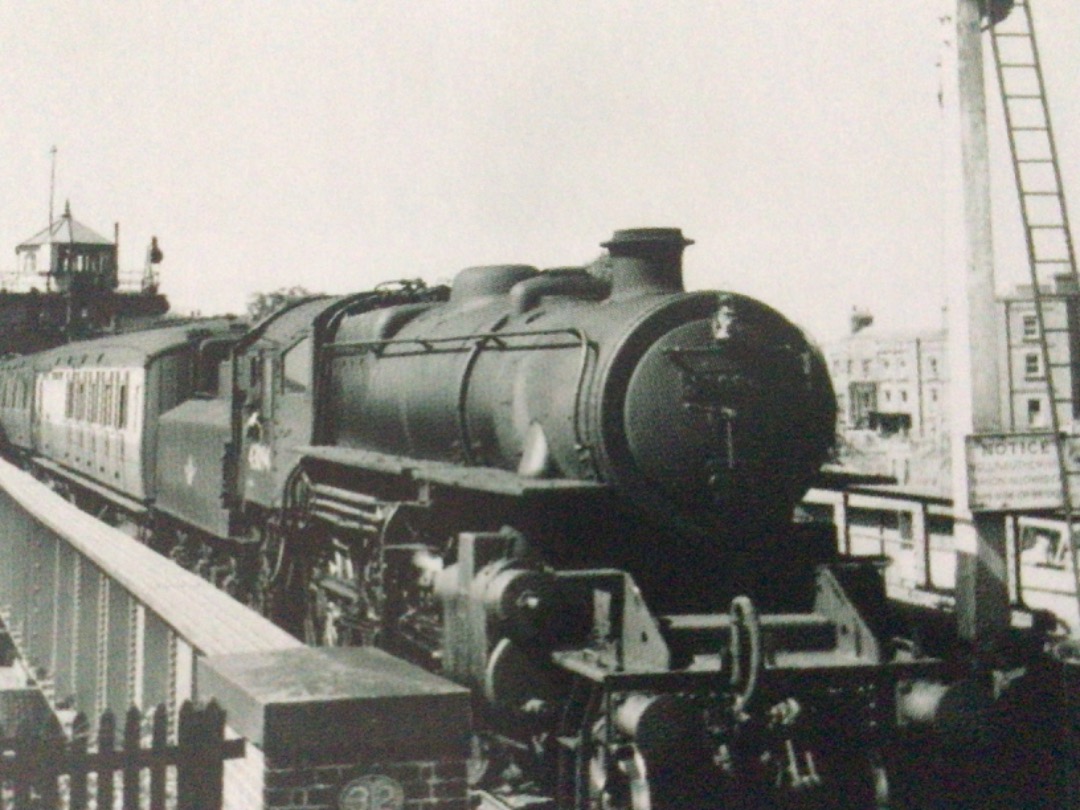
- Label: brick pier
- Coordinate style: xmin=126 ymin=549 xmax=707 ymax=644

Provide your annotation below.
xmin=199 ymin=646 xmax=471 ymax=810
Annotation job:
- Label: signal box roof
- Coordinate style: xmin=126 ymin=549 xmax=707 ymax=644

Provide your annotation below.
xmin=16 ymin=202 xmax=113 ymax=252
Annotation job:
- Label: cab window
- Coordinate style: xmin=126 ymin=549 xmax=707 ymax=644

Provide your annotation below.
xmin=282 ymin=337 xmax=312 ymax=394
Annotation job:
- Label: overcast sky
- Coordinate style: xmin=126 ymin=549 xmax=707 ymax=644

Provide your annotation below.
xmin=1 ymin=1 xmax=1078 ymax=342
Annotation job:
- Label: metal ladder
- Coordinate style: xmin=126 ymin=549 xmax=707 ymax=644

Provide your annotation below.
xmin=988 ymin=0 xmax=1080 ymax=605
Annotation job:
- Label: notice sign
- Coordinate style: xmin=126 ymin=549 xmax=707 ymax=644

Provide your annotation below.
xmin=966 ymin=432 xmax=1078 ymax=511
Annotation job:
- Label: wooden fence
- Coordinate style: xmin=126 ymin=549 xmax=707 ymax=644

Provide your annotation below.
xmin=0 ymin=700 xmax=243 ymax=810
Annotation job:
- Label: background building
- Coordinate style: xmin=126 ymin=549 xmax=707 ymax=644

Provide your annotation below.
xmin=826 ymin=279 xmax=1080 ymax=493
xmin=825 ymin=311 xmax=949 ymax=491
xmin=1000 ymin=274 xmax=1080 ymax=432
xmin=0 ymin=204 xmax=168 ymax=354
xmin=826 ymin=313 xmax=949 ymax=439
xmin=14 ymin=202 xmax=119 ymax=293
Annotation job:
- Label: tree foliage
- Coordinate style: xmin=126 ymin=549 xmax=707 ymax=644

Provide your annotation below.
xmin=246 ymin=286 xmax=321 ymax=321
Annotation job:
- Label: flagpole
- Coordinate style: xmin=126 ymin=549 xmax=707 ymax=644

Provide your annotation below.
xmin=48 ymin=146 xmax=57 ymax=230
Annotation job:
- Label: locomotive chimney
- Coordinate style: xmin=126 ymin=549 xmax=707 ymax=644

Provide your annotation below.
xmin=601 ymin=227 xmax=693 ymax=296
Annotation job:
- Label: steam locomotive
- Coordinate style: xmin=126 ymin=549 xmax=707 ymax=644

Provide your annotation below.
xmin=0 ymin=228 xmax=942 ymax=808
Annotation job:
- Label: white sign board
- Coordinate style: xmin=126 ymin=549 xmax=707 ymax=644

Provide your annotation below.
xmin=966 ymin=432 xmax=1080 ymax=512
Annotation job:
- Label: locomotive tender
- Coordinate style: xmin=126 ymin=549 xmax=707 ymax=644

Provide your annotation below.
xmin=0 ymin=228 xmax=938 ymax=808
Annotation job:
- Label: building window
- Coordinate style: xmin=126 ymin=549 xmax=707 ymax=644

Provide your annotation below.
xmin=931 ymin=388 xmax=938 ymax=402
xmin=861 ymin=360 xmax=870 ymax=376
xmin=901 ymin=390 xmax=908 ymax=403
xmin=930 ymin=358 xmax=938 ymax=375
xmin=1025 ymin=353 xmax=1043 ymax=379
xmin=885 ymin=390 xmax=892 ymax=403
xmin=1028 ymin=398 xmax=1045 ymax=427
xmin=1023 ymin=315 xmax=1039 ymax=340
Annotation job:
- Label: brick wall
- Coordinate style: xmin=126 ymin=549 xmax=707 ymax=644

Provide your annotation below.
xmin=265 ymin=758 xmax=468 ymax=810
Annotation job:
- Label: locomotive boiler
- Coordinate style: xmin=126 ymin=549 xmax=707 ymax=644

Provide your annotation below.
xmin=313 ymin=228 xmax=836 ymax=615
xmin=0 ymin=228 xmax=940 ymax=809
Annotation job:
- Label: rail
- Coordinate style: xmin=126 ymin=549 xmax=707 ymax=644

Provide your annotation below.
xmin=0 ymin=456 xmax=472 ymax=810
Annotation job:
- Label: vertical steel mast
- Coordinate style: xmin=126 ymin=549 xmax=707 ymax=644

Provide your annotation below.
xmin=943 ymin=0 xmax=1011 ymax=650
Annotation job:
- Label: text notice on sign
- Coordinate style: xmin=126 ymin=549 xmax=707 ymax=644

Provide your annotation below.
xmin=965 ymin=432 xmax=1080 ymax=512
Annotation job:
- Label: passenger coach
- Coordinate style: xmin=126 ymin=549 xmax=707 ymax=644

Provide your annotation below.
xmin=0 ymin=318 xmax=245 ymax=515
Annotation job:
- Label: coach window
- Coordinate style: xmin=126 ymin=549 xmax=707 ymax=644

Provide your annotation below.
xmin=104 ymin=375 xmax=114 ymax=427
xmin=118 ymin=376 xmax=128 ymax=429
xmin=90 ymin=374 xmax=99 ymax=424
xmin=282 ymin=337 xmax=312 ymax=394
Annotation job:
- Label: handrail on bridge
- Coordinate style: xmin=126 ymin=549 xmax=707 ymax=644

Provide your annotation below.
xmin=0 ymin=456 xmax=302 ymax=808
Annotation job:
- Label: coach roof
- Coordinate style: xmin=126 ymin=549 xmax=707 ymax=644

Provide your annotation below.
xmin=33 ymin=317 xmax=245 ymax=369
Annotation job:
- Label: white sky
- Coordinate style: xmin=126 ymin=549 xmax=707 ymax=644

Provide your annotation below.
xmin=1 ymin=1 xmax=1078 ymax=342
